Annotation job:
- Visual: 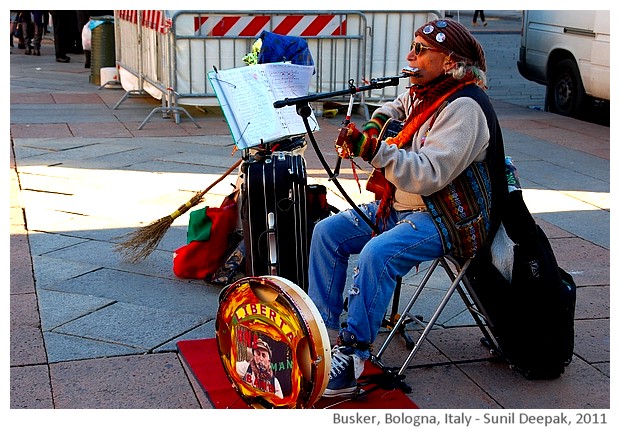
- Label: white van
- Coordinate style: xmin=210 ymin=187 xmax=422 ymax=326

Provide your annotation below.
xmin=517 ymin=10 xmax=610 ymax=118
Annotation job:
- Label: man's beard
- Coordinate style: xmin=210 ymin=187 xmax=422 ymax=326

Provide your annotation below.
xmin=250 ymin=358 xmax=273 ymax=379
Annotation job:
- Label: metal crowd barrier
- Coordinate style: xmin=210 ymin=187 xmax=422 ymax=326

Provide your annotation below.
xmin=113 ymin=10 xmax=442 ymax=127
xmin=114 ymin=10 xmax=200 ymax=129
xmin=362 ymin=10 xmax=441 ymax=106
xmin=171 ymin=11 xmax=366 ymax=103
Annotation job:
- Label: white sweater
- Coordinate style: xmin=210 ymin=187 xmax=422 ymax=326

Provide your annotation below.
xmin=371 ymin=90 xmax=490 ymax=211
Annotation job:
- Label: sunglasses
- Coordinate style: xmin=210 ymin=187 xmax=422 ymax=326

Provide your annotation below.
xmin=410 ymin=41 xmax=438 ymax=56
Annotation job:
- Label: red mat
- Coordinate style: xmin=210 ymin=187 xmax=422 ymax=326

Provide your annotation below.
xmin=177 ymin=338 xmax=418 ymax=409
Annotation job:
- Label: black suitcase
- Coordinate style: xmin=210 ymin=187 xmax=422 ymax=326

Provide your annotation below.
xmin=240 ymin=151 xmax=310 ymax=291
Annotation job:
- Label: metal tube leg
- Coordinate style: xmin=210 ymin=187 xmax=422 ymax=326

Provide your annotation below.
xmin=113 ymin=89 xmax=148 ymax=110
xmin=374 ymin=258 xmax=442 ymax=359
xmin=138 ymin=108 xmax=160 ymax=130
xmin=396 ymin=258 xmax=471 ymax=376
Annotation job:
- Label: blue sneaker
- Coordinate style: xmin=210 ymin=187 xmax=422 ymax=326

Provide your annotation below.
xmin=322 ymin=346 xmax=364 ymax=398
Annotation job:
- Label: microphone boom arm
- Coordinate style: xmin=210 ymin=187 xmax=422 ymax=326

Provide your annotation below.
xmin=273 ymin=75 xmax=403 ymax=109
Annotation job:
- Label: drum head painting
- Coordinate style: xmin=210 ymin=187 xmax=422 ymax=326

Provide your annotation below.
xmin=216 ymin=275 xmax=331 ymax=408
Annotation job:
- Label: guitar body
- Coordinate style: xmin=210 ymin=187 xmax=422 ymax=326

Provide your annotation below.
xmin=366 ymin=118 xmax=404 ymax=198
xmin=378 ymin=118 xmax=405 ymax=141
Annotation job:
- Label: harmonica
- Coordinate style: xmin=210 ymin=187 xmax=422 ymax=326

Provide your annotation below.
xmin=401 ymin=66 xmax=421 ymax=77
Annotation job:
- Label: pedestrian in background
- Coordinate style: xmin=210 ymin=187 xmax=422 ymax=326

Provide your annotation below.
xmin=50 ymin=10 xmax=74 ymax=62
xmin=12 ymin=11 xmax=44 ymax=55
xmin=473 ymin=10 xmax=487 ymax=27
xmin=11 ymin=11 xmax=30 ymax=51
xmin=26 ymin=11 xmax=46 ymax=56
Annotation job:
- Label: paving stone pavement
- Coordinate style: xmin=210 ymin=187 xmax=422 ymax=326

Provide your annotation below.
xmin=8 ymin=9 xmax=611 ymax=425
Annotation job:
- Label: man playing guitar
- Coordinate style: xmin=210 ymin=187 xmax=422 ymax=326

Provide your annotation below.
xmin=308 ymin=18 xmax=507 ymax=398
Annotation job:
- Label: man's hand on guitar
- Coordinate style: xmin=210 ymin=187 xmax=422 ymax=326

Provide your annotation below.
xmin=334 ymin=122 xmax=378 ymax=161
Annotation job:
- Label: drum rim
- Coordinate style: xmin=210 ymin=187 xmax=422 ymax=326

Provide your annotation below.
xmin=216 ymin=275 xmax=331 ymax=408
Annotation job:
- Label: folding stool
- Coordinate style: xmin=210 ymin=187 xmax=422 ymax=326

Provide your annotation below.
xmin=371 ymin=255 xmax=500 ymax=386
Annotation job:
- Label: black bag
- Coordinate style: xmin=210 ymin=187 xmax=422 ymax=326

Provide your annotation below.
xmin=240 ymin=151 xmax=310 ymax=291
xmin=467 ymin=190 xmax=576 ymax=379
xmin=306 ymin=183 xmax=338 ymax=234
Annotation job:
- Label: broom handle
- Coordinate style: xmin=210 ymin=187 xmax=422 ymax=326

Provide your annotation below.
xmin=168 ymin=158 xmax=242 ymax=220
xmin=197 ymin=158 xmax=242 ymax=199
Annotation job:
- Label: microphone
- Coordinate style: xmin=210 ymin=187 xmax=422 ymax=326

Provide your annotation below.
xmin=273 ymin=68 xmax=422 ymax=109
xmin=401 ymin=66 xmax=421 ymax=77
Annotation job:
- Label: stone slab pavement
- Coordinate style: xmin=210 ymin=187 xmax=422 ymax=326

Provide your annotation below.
xmin=8 ymin=10 xmax=612 ymax=426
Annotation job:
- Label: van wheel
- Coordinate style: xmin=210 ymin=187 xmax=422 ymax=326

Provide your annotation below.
xmin=546 ymin=59 xmax=586 ymax=117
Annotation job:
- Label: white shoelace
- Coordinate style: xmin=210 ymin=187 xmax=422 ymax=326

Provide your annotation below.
xmin=329 ymin=347 xmax=352 ymax=378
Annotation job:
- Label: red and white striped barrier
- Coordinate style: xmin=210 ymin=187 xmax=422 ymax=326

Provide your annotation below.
xmin=114 ymin=10 xmax=441 ymax=117
xmin=118 ymin=10 xmax=171 ymax=34
xmin=193 ymin=14 xmax=347 ymax=37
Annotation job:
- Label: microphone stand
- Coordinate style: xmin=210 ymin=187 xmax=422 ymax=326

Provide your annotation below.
xmin=273 ymin=74 xmax=403 ymax=109
xmin=274 ymin=75 xmax=405 ymax=234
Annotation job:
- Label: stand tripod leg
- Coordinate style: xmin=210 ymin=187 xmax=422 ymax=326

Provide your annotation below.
xmin=366 ymin=356 xmax=412 ymax=393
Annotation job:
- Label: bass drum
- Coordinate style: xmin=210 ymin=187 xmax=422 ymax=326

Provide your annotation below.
xmin=216 ymin=275 xmax=331 ymax=409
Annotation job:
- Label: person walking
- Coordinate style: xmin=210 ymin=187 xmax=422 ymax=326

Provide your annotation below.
xmin=473 ymin=10 xmax=487 ymax=27
xmin=23 ymin=11 xmax=46 ymax=56
xmin=11 ymin=11 xmax=31 ymax=52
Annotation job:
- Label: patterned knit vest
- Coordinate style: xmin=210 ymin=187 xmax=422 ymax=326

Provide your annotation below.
xmin=374 ymin=74 xmax=480 ymax=231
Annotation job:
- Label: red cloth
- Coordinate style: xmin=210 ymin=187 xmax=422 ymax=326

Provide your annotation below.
xmin=177 ymin=338 xmax=419 ymax=409
xmin=173 ymin=198 xmax=238 ymax=280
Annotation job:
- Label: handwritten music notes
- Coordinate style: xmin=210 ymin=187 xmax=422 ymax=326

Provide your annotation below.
xmin=208 ymin=63 xmax=317 ymax=149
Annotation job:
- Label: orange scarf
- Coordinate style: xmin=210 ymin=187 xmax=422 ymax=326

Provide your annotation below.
xmin=374 ymin=75 xmax=480 ymax=231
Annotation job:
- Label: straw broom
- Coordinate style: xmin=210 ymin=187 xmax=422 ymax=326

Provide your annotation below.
xmin=114 ymin=158 xmax=242 ymax=263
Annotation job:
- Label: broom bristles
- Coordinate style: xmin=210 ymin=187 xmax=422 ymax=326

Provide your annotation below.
xmin=114 ymin=158 xmax=242 ymax=263
xmin=114 ymin=191 xmax=204 ymax=262
xmin=114 ymin=216 xmax=175 ymax=263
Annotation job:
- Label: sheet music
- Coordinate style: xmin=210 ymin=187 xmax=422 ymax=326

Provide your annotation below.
xmin=208 ymin=63 xmax=317 ymax=149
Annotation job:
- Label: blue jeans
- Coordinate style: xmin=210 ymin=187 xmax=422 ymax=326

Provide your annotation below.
xmin=308 ymin=201 xmax=445 ymax=360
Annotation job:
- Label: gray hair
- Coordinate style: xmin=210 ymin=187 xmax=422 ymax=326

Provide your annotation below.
xmin=448 ymin=61 xmax=487 ymax=87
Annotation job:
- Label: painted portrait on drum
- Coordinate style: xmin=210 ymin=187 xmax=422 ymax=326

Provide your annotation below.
xmin=234 ymin=327 xmax=292 ymax=399
xmin=216 ymin=275 xmax=331 ymax=408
